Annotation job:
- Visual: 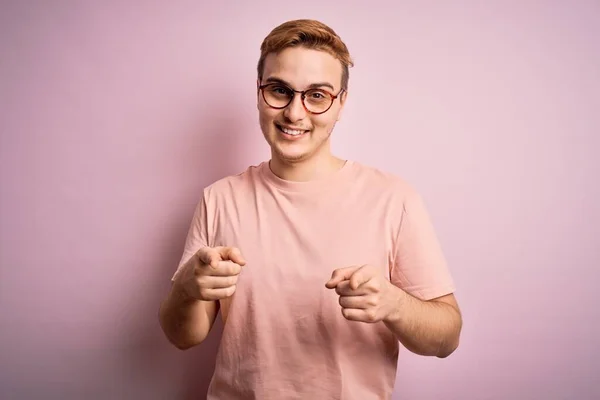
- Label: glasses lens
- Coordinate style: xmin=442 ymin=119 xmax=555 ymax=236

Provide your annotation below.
xmin=262 ymin=84 xmax=334 ymax=113
xmin=263 ymin=85 xmax=293 ymax=108
xmin=303 ymin=89 xmax=333 ymax=113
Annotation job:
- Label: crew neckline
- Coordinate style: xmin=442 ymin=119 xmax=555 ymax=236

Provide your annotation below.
xmin=259 ymin=159 xmax=355 ymax=192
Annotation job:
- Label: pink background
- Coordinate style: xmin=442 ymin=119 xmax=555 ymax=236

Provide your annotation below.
xmin=1 ymin=1 xmax=599 ymax=399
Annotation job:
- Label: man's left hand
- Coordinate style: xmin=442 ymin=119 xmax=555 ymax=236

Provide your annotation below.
xmin=325 ymin=265 xmax=402 ymax=323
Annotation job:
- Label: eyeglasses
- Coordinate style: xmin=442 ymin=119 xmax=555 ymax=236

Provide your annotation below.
xmin=258 ymin=83 xmax=344 ymax=115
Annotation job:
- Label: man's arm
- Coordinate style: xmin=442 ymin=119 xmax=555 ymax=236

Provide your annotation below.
xmin=158 ymin=282 xmax=219 ymax=350
xmin=383 ymin=290 xmax=462 ymax=358
xmin=383 ymin=185 xmax=462 ymax=357
xmin=159 ymin=246 xmax=245 ymax=350
xmin=327 ymin=266 xmax=462 ymax=358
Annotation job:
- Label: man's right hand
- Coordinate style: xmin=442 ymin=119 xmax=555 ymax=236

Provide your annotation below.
xmin=177 ymin=246 xmax=247 ymax=301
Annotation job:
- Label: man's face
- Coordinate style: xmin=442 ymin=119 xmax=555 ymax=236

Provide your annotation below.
xmin=257 ymin=47 xmax=346 ymax=164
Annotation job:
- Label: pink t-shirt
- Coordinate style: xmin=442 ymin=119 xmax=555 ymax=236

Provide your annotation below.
xmin=173 ymin=160 xmax=456 ymax=399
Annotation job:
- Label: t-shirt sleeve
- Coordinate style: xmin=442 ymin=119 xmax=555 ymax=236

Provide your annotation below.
xmin=171 ymin=192 xmax=210 ymax=282
xmin=390 ymin=187 xmax=456 ymax=301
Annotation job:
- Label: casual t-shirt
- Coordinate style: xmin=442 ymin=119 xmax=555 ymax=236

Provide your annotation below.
xmin=172 ymin=160 xmax=456 ymax=400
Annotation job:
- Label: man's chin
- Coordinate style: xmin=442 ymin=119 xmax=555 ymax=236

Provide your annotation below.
xmin=272 ymin=145 xmax=310 ymax=163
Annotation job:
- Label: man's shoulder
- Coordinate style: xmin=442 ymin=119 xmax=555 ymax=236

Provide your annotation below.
xmin=350 ymin=160 xmax=419 ymax=198
xmin=202 ymin=162 xmax=265 ymax=197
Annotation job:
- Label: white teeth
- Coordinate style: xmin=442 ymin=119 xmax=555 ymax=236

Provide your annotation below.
xmin=281 ymin=127 xmax=306 ymax=136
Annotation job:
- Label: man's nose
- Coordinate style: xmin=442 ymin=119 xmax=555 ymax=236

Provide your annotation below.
xmin=283 ymin=95 xmax=307 ymax=122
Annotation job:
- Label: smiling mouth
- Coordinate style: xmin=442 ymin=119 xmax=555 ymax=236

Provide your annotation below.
xmin=276 ymin=123 xmax=310 ymax=136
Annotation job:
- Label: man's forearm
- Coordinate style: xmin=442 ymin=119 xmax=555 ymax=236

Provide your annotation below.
xmin=159 ymin=283 xmax=216 ymax=350
xmin=383 ymin=287 xmax=462 ymax=358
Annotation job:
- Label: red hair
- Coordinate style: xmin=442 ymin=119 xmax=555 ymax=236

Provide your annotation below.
xmin=257 ymin=19 xmax=354 ymax=90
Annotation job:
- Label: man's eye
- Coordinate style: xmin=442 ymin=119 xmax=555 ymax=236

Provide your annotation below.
xmin=271 ymin=86 xmax=289 ymax=95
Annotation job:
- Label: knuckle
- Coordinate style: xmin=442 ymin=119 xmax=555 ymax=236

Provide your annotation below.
xmin=226 ymin=285 xmax=237 ymax=297
xmin=195 ymin=275 xmax=207 ymax=286
xmin=198 ymin=258 xmax=211 ymax=269
xmin=198 ymin=288 xmax=211 ymax=300
xmin=366 ymin=310 xmax=377 ymax=322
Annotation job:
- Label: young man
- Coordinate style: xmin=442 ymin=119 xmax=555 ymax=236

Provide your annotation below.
xmin=159 ymin=19 xmax=462 ymax=399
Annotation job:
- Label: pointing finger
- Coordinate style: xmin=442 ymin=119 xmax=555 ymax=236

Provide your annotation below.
xmin=210 ymin=260 xmax=243 ymax=276
xmin=197 ymin=247 xmax=221 ymax=268
xmin=325 ymin=266 xmax=361 ymax=289
xmin=217 ymin=246 xmax=247 ymax=266
xmin=335 ymin=280 xmax=371 ymax=296
xmin=196 ymin=260 xmax=242 ymax=277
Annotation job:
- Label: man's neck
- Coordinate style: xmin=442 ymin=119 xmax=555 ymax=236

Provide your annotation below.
xmin=269 ymin=154 xmax=346 ymax=182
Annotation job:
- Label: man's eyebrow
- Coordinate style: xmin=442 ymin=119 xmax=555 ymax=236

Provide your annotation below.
xmin=264 ymin=76 xmax=335 ymax=91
